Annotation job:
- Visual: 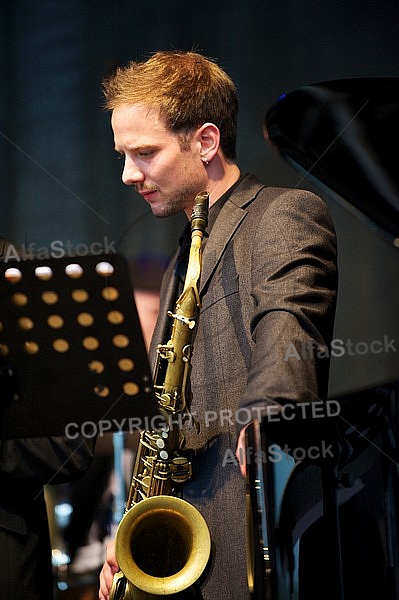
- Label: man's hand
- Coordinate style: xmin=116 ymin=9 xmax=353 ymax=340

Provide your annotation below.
xmin=99 ymin=541 xmax=119 ymax=600
xmin=236 ymin=423 xmax=251 ymax=478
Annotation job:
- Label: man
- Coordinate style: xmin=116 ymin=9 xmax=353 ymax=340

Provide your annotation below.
xmin=99 ymin=50 xmax=337 ymax=600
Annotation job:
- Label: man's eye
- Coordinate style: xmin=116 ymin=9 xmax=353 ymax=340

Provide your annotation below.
xmin=138 ymin=150 xmax=154 ymax=157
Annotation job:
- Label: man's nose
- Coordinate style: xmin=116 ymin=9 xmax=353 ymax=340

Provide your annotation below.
xmin=122 ymin=157 xmax=144 ymax=185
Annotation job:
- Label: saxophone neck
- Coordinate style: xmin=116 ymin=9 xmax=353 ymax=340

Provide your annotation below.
xmin=180 ymin=190 xmax=209 ymax=300
xmin=190 ymin=190 xmax=209 ymax=235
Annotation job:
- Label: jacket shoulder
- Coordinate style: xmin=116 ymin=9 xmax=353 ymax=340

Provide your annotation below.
xmin=229 ymin=173 xmax=326 ymax=212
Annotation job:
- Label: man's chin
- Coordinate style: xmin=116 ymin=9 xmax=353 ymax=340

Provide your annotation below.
xmin=150 ymin=200 xmax=185 ymax=219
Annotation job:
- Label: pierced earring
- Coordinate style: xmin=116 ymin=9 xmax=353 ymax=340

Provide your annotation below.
xmin=201 ymin=156 xmax=210 ymax=165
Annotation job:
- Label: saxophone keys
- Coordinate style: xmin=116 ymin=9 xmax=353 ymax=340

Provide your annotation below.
xmin=167 ymin=311 xmax=196 ymax=329
xmin=170 ymin=456 xmax=192 ymax=483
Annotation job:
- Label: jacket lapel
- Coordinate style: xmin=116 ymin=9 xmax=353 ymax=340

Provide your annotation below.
xmin=151 ymin=175 xmax=266 ymax=349
xmin=199 ymin=175 xmax=266 ymax=294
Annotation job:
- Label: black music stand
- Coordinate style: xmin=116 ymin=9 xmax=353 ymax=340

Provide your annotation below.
xmin=0 ymin=252 xmax=157 ymax=440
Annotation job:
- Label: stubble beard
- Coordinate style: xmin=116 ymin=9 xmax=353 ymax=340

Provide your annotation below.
xmin=150 ymin=188 xmax=198 ymax=219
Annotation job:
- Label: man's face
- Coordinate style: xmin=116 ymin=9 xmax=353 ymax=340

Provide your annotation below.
xmin=112 ymin=104 xmax=207 ymax=218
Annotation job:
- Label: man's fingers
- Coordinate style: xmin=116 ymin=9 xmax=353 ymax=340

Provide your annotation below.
xmin=98 ymin=541 xmax=120 ymax=599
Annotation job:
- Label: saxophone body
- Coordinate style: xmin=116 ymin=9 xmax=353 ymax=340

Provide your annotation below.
xmin=111 ymin=192 xmax=211 ymax=600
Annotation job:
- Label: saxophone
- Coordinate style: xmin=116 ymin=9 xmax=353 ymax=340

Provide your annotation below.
xmin=110 ymin=191 xmax=211 ymax=600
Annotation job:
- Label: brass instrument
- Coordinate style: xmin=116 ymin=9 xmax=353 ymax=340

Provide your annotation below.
xmin=111 ymin=191 xmax=211 ymax=600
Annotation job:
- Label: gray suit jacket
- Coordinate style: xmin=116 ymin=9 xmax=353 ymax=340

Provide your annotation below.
xmin=150 ymin=173 xmax=337 ymax=599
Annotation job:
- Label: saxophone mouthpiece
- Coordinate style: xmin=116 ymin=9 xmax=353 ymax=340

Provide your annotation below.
xmin=191 ymin=191 xmax=209 ymax=234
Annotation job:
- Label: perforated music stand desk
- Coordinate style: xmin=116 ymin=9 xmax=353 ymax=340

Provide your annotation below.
xmin=0 ymin=252 xmax=157 ymax=440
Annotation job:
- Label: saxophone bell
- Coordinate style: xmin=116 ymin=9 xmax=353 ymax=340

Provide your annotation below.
xmin=114 ymin=496 xmax=211 ymax=599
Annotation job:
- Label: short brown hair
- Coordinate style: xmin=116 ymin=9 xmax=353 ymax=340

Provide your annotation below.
xmin=103 ymin=50 xmax=238 ymax=160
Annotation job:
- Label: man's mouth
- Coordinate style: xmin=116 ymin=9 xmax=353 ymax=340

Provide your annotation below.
xmin=137 ymin=187 xmax=159 ymax=201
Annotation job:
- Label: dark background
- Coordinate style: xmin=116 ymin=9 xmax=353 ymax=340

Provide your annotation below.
xmin=1 ymin=0 xmax=398 ymax=396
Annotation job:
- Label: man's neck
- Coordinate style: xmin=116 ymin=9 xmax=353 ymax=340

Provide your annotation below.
xmin=207 ymin=162 xmax=241 ymax=208
xmin=183 ymin=159 xmax=241 ymax=219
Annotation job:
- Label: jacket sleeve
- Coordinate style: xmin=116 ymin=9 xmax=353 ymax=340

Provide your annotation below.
xmin=239 ymin=188 xmax=337 ymax=443
xmin=0 ymin=435 xmax=95 ymax=484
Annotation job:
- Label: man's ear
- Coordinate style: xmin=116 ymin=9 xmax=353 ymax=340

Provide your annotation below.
xmin=196 ymin=122 xmax=220 ymax=162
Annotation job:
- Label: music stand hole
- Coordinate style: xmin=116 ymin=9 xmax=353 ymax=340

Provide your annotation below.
xmin=35 ymin=266 xmax=53 ymax=281
xmin=77 ymin=312 xmax=94 ymax=327
xmin=95 ymin=262 xmax=114 ymax=276
xmin=88 ymin=360 xmax=105 ymax=374
xmin=112 ymin=334 xmax=129 ymax=348
xmin=72 ymin=289 xmax=89 ymax=303
xmin=94 ymin=385 xmax=110 ymax=397
xmin=82 ymin=336 xmax=99 ymax=351
xmin=123 ymin=382 xmax=139 ymax=396
xmin=65 ymin=264 xmax=84 ymax=279
xmin=107 ymin=310 xmax=125 ymax=325
xmin=42 ymin=291 xmax=58 ymax=305
xmin=102 ymin=286 xmax=119 ymax=301
xmin=118 ymin=358 xmax=134 ymax=372
xmin=5 ymin=268 xmax=22 ymax=283
xmin=18 ymin=317 xmax=34 ymax=331
xmin=0 ymin=344 xmax=9 ymax=356
xmin=48 ymin=315 xmax=64 ymax=329
xmin=53 ymin=339 xmax=69 ymax=353
xmin=12 ymin=293 xmax=28 ymax=306
xmin=24 ymin=341 xmax=39 ymax=354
